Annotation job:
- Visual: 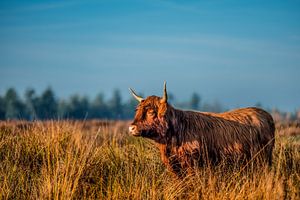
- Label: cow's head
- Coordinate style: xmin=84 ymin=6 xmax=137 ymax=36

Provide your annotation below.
xmin=128 ymin=82 xmax=170 ymax=139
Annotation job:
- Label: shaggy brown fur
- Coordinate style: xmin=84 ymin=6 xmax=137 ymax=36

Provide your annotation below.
xmin=129 ymin=93 xmax=275 ymax=176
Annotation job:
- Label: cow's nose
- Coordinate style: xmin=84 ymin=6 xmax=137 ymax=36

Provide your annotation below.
xmin=129 ymin=125 xmax=140 ymax=136
xmin=129 ymin=125 xmax=137 ymax=133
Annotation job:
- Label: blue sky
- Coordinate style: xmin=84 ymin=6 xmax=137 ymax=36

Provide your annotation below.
xmin=0 ymin=0 xmax=299 ymax=111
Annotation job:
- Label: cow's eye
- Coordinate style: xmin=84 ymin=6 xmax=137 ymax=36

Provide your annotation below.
xmin=147 ymin=110 xmax=156 ymax=117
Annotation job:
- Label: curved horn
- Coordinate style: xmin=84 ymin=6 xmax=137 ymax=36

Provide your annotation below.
xmin=161 ymin=81 xmax=168 ymax=103
xmin=129 ymin=88 xmax=144 ymax=102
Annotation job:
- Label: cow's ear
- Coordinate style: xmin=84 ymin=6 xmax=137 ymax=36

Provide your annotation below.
xmin=158 ymin=101 xmax=168 ymax=118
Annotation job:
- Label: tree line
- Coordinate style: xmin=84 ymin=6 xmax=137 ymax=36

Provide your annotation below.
xmin=0 ymin=87 xmax=299 ymax=121
xmin=0 ymin=87 xmax=216 ymax=120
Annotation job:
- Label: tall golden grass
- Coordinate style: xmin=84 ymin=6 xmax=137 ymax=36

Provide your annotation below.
xmin=0 ymin=120 xmax=299 ymax=199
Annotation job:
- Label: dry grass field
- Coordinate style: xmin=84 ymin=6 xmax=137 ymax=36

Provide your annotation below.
xmin=0 ymin=120 xmax=299 ymax=200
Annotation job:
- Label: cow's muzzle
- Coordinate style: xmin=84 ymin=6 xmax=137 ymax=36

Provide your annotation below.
xmin=129 ymin=125 xmax=141 ymax=136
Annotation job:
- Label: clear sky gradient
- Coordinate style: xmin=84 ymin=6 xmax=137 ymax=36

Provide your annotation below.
xmin=0 ymin=0 xmax=299 ymax=111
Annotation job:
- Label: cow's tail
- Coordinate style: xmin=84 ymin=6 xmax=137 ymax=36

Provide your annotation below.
xmin=267 ymin=114 xmax=276 ymax=166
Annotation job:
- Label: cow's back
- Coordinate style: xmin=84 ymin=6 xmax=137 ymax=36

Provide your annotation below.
xmin=202 ymin=107 xmax=275 ymax=165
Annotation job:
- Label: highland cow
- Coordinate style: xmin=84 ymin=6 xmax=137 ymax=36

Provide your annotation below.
xmin=129 ymin=82 xmax=275 ymax=176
